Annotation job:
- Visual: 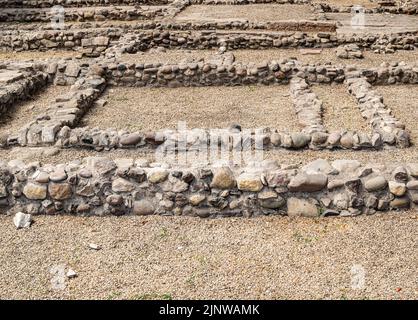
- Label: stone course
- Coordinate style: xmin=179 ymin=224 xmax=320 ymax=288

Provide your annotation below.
xmin=0 ymin=63 xmax=49 ymax=117
xmin=0 ymin=6 xmax=166 ymax=23
xmin=1 ymin=157 xmax=418 ymax=217
xmin=1 ymin=56 xmax=415 ymax=151
xmin=0 ymin=0 xmax=171 ymax=7
xmin=1 ymin=29 xmax=416 ymax=55
xmin=1 ymin=0 xmax=417 ymax=219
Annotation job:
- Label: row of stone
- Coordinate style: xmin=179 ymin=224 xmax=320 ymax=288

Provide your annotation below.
xmin=122 ymin=30 xmax=418 ymax=53
xmin=52 ymin=125 xmax=402 ymax=151
xmin=0 ymin=0 xmax=171 ymax=7
xmin=1 ymin=28 xmax=417 ymax=54
xmin=0 ymin=67 xmax=48 ymax=119
xmin=0 ymin=19 xmax=335 ymax=32
xmin=289 ymin=77 xmax=325 ymax=134
xmin=2 ymin=59 xmax=414 ymax=149
xmin=2 ymin=157 xmax=418 ymax=217
xmin=6 ymin=64 xmax=107 ymax=148
xmin=107 ymin=59 xmax=418 ymax=88
xmin=0 ymin=6 xmax=166 ymax=23
xmin=346 ymin=76 xmax=410 ymax=148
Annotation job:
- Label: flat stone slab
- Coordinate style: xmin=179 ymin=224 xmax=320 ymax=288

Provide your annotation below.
xmin=0 ymin=70 xmax=23 ymax=84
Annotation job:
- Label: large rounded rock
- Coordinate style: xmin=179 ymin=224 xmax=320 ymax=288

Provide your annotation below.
xmin=287 ymin=197 xmax=319 ymax=217
xmin=23 ymin=182 xmax=47 ymax=200
xmin=288 ymin=173 xmax=328 ymax=192
xmin=210 ymin=167 xmax=236 ymax=190
xmin=364 ymin=176 xmax=387 ymax=192
xmin=291 ymin=133 xmax=311 ymax=149
xmin=147 ymin=169 xmax=169 ymax=184
xmin=49 ymin=168 xmax=67 ymax=182
xmin=258 ymin=191 xmax=285 ymax=209
xmin=112 ymin=178 xmax=135 ymax=193
xmin=237 ymin=173 xmax=263 ymax=192
xmin=120 ymin=133 xmax=141 ymax=146
xmin=133 ymin=200 xmax=155 ymax=215
xmin=189 ymin=194 xmax=206 ymax=206
xmin=388 ymin=181 xmax=406 ymax=196
xmin=49 ymin=183 xmax=72 ymax=200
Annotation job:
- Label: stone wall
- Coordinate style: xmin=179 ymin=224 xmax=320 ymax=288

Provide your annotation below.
xmin=0 ymin=0 xmax=171 ymax=7
xmin=1 ymin=157 xmax=417 ymax=217
xmin=3 ymin=57 xmax=415 ymax=150
xmin=107 ymin=58 xmax=418 ymax=88
xmin=1 ymin=28 xmax=416 ymax=55
xmin=0 ymin=64 xmax=49 ymax=118
xmin=6 ymin=63 xmax=107 ymax=148
xmin=0 ymin=6 xmax=166 ymax=23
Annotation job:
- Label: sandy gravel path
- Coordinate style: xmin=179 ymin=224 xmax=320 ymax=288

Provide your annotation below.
xmin=0 ymin=212 xmax=416 ymax=300
xmin=81 ymin=86 xmax=298 ymax=131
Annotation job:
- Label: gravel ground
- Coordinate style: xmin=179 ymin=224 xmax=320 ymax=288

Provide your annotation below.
xmin=1 ymin=82 xmax=416 ymax=168
xmin=121 ymin=48 xmax=418 ymax=68
xmin=312 ymin=0 xmax=378 ymax=8
xmin=121 ymin=49 xmax=219 ymax=65
xmin=81 ymin=86 xmax=299 ymax=132
xmin=1 ymin=144 xmax=417 ymax=169
xmin=0 ymin=212 xmax=416 ymax=300
xmin=175 ymin=4 xmax=315 ymax=22
xmin=0 ymin=51 xmax=80 ymax=61
xmin=232 ymin=49 xmax=418 ymax=67
xmin=312 ymin=83 xmax=368 ymax=132
xmin=0 ymin=85 xmax=69 ymax=137
xmin=374 ymin=84 xmax=418 ymax=144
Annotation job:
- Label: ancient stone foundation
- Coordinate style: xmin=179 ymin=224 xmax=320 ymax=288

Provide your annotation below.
xmin=2 ymin=157 xmax=418 ymax=217
xmin=1 ymin=0 xmax=417 ymax=218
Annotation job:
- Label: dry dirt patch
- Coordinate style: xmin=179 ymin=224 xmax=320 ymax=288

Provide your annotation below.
xmin=81 ymin=85 xmax=298 ymax=132
xmin=124 ymin=48 xmax=418 ymax=69
xmin=0 ymin=51 xmax=80 ymax=61
xmin=312 ymin=0 xmax=378 ymax=9
xmin=0 ymin=85 xmax=68 ymax=137
xmin=312 ymin=83 xmax=368 ymax=132
xmin=121 ymin=49 xmax=218 ymax=65
xmin=175 ymin=4 xmax=315 ymax=22
xmin=232 ymin=48 xmax=418 ymax=67
xmin=0 ymin=213 xmax=416 ymax=299
xmin=374 ymin=84 xmax=418 ymax=144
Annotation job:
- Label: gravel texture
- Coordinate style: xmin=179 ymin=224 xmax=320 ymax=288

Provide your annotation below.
xmin=232 ymin=49 xmax=418 ymax=67
xmin=0 ymin=51 xmax=80 ymax=61
xmin=176 ymin=4 xmax=315 ymax=22
xmin=2 ymin=145 xmax=417 ymax=169
xmin=81 ymin=86 xmax=299 ymax=131
xmin=0 ymin=212 xmax=416 ymax=299
xmin=121 ymin=48 xmax=418 ymax=68
xmin=121 ymin=48 xmax=219 ymax=65
xmin=374 ymin=84 xmax=418 ymax=144
xmin=0 ymin=85 xmax=68 ymax=137
xmin=312 ymin=0 xmax=378 ymax=8
xmin=312 ymin=83 xmax=368 ymax=132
